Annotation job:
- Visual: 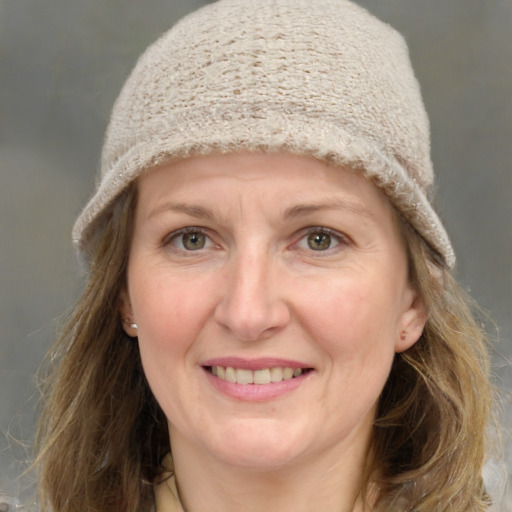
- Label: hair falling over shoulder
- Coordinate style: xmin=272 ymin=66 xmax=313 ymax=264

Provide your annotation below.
xmin=33 ymin=187 xmax=495 ymax=512
xmin=371 ymin=227 xmax=495 ymax=511
xmin=33 ymin=186 xmax=169 ymax=512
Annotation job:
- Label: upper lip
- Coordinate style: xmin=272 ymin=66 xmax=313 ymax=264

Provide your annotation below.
xmin=201 ymin=357 xmax=312 ymax=371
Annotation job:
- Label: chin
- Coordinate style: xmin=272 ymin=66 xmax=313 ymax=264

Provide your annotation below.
xmin=204 ymin=419 xmax=310 ymax=470
xmin=213 ymin=444 xmax=300 ymax=471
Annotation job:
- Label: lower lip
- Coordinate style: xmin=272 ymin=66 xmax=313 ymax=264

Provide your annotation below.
xmin=203 ymin=369 xmax=311 ymax=402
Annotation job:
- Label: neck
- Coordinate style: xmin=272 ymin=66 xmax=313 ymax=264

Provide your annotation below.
xmin=168 ymin=428 xmax=376 ymax=512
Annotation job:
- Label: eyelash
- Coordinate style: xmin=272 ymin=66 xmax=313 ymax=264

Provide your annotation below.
xmin=162 ymin=227 xmax=213 ymax=252
xmin=161 ymin=226 xmax=350 ymax=254
xmin=294 ymin=226 xmax=350 ymax=253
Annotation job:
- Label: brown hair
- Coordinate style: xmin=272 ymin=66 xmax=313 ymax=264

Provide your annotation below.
xmin=34 ymin=186 xmax=168 ymax=511
xmin=371 ymin=226 xmax=493 ymax=511
xmin=34 ymin=184 xmax=493 ymax=512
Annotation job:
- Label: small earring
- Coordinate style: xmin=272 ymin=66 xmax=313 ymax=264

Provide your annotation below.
xmin=400 ymin=330 xmax=407 ymax=341
xmin=124 ymin=318 xmax=138 ymax=329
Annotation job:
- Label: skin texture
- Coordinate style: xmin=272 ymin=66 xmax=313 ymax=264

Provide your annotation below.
xmin=120 ymin=152 xmax=427 ymax=512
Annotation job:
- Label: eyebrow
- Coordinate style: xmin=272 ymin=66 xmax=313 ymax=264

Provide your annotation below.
xmin=283 ymin=200 xmax=375 ymax=222
xmin=146 ymin=199 xmax=375 ymax=223
xmin=147 ymin=202 xmax=215 ymax=221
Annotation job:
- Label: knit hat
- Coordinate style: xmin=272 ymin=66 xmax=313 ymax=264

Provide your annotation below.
xmin=72 ymin=0 xmax=455 ymax=268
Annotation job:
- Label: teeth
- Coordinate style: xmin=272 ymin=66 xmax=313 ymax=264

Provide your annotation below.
xmin=225 ymin=366 xmax=236 ymax=383
xmin=283 ymin=367 xmax=294 ymax=380
xmin=235 ymin=368 xmax=253 ymax=384
xmin=270 ymin=367 xmax=283 ymax=382
xmin=254 ymin=369 xmax=271 ymax=384
xmin=211 ymin=366 xmax=307 ymax=385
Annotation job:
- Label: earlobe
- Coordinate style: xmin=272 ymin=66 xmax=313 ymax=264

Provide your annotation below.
xmin=395 ymin=292 xmax=428 ymax=353
xmin=119 ymin=288 xmax=138 ymax=337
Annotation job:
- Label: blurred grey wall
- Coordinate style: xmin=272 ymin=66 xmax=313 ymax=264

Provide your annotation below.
xmin=1 ymin=0 xmax=510 ymax=504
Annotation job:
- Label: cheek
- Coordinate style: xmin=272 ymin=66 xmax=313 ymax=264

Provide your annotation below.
xmin=301 ymin=275 xmax=399 ymax=352
xmin=131 ymin=275 xmax=215 ymax=422
xmin=297 ymin=274 xmax=399 ymax=402
xmin=130 ymin=275 xmax=211 ymax=376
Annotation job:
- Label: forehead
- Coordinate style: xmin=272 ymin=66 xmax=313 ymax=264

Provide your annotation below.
xmin=136 ymin=152 xmax=394 ymax=220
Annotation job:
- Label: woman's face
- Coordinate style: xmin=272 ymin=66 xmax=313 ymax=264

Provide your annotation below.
xmin=121 ymin=152 xmax=426 ymax=471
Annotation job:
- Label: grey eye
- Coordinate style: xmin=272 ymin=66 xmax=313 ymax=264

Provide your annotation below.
xmin=181 ymin=231 xmax=206 ymax=250
xmin=307 ymin=232 xmax=333 ymax=251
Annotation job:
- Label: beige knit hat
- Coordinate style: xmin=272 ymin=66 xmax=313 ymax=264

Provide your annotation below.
xmin=73 ymin=0 xmax=455 ymax=267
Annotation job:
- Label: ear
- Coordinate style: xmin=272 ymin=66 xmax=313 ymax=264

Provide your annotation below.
xmin=119 ymin=287 xmax=138 ymax=337
xmin=395 ymin=288 xmax=428 ymax=353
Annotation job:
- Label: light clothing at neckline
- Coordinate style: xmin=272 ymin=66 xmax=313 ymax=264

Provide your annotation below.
xmin=153 ymin=454 xmax=185 ymax=512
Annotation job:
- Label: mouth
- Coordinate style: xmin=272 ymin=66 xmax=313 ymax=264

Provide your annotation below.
xmin=204 ymin=365 xmax=313 ymax=385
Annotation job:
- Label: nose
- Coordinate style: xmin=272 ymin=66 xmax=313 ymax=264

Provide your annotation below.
xmin=214 ymin=250 xmax=291 ymax=342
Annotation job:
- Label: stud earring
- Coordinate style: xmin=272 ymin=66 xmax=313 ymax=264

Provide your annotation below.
xmin=124 ymin=318 xmax=138 ymax=329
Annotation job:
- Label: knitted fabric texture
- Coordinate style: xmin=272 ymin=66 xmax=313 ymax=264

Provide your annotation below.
xmin=72 ymin=0 xmax=455 ymax=267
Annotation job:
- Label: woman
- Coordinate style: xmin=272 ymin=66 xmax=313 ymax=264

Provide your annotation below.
xmin=34 ymin=0 xmax=494 ymax=510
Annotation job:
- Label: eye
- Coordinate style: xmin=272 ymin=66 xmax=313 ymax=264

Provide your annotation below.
xmin=295 ymin=227 xmax=346 ymax=252
xmin=307 ymin=231 xmax=334 ymax=251
xmin=181 ymin=231 xmax=206 ymax=250
xmin=165 ymin=228 xmax=213 ymax=251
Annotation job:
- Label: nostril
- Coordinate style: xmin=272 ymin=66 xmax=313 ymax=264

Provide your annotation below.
xmin=214 ymin=298 xmax=291 ymax=342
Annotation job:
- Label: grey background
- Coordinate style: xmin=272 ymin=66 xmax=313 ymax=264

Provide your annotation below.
xmin=1 ymin=0 xmax=510 ymax=506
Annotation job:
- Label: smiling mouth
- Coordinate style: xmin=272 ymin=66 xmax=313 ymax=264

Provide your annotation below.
xmin=204 ymin=366 xmax=313 ymax=385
